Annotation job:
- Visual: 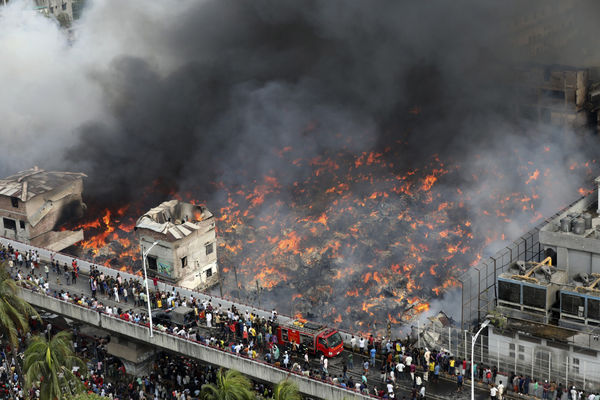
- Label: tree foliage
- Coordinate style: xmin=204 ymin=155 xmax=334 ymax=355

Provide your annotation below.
xmin=273 ymin=379 xmax=301 ymax=400
xmin=200 ymin=368 xmax=255 ymax=400
xmin=0 ymin=261 xmax=38 ymax=349
xmin=23 ymin=331 xmax=87 ymax=400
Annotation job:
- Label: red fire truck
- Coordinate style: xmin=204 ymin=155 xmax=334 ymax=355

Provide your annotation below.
xmin=276 ymin=319 xmax=344 ymax=357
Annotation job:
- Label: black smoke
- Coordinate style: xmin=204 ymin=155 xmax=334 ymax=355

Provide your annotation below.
xmin=65 ymin=0 xmax=538 ymax=203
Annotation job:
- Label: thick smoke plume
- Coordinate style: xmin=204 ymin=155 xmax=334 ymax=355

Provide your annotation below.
xmin=2 ymin=0 xmax=600 ymax=332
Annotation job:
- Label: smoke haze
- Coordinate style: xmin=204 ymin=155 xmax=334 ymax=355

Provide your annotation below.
xmin=2 ymin=0 xmax=600 ymax=331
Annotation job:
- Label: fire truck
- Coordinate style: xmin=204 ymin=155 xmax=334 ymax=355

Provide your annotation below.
xmin=275 ymin=319 xmax=344 ymax=357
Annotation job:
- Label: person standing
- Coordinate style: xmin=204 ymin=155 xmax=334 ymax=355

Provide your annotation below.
xmin=370 ymin=346 xmax=377 ymax=367
xmin=498 ymin=380 xmax=505 ymax=400
xmin=44 ymin=264 xmax=49 ymax=280
xmin=457 ymin=373 xmax=463 ymax=392
xmin=491 ymin=385 xmax=498 ymax=400
xmin=114 ymin=286 xmax=120 ymax=303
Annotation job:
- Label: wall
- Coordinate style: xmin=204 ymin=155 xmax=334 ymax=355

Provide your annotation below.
xmin=138 ymin=215 xmax=217 ymax=289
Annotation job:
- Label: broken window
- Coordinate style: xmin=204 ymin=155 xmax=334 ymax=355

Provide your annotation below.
xmin=206 ymin=268 xmax=213 ymax=278
xmin=147 ymin=256 xmax=157 ymax=271
xmin=205 ymin=243 xmax=214 ymax=255
xmin=181 ymin=256 xmax=187 ymax=269
xmin=10 ymin=197 xmax=18 ymax=208
xmin=3 ymin=218 xmax=16 ymax=231
xmin=19 ymin=220 xmax=25 ymax=230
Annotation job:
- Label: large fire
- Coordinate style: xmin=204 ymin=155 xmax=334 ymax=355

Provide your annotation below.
xmin=65 ymin=136 xmax=598 ymax=335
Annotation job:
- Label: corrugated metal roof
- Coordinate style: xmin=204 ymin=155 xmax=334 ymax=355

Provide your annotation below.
xmin=0 ymin=167 xmax=86 ymax=201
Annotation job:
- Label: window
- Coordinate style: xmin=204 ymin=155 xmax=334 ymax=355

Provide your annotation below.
xmin=19 ymin=220 xmax=25 ymax=230
xmin=518 ymin=345 xmax=525 ymax=352
xmin=206 ymin=268 xmax=213 ymax=278
xmin=3 ymin=218 xmax=16 ymax=231
xmin=535 ymin=350 xmax=550 ymax=371
xmin=147 ymin=256 xmax=157 ymax=271
xmin=62 ymin=2 xmax=67 ymax=10
xmin=572 ymin=357 xmax=580 ymax=374
xmin=10 ymin=197 xmax=18 ymax=208
xmin=181 ymin=256 xmax=187 ymax=269
xmin=509 ymin=343 xmax=515 ymax=358
xmin=205 ymin=243 xmax=214 ymax=255
xmin=282 ymin=329 xmax=288 ymax=342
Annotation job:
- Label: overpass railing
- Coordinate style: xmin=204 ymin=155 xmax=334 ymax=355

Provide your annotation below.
xmin=18 ymin=286 xmax=375 ymax=400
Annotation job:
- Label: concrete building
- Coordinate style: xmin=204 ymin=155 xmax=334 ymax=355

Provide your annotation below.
xmin=506 ymin=0 xmax=600 ymax=132
xmin=512 ymin=65 xmax=594 ymax=130
xmin=0 ymin=167 xmax=86 ymax=251
xmin=135 ymin=200 xmax=218 ymax=290
xmin=489 ymin=184 xmax=600 ymax=390
xmin=34 ymin=0 xmax=73 ymax=26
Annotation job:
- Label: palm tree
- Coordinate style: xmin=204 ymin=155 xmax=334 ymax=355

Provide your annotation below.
xmin=200 ymin=368 xmax=255 ymax=400
xmin=0 ymin=260 xmax=38 ymax=349
xmin=273 ymin=379 xmax=301 ymax=400
xmin=23 ymin=330 xmax=87 ymax=400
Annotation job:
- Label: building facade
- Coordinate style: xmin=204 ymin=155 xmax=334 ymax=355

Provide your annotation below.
xmin=489 ymin=186 xmax=600 ymax=390
xmin=135 ymin=200 xmax=218 ymax=290
xmin=0 ymin=167 xmax=86 ymax=251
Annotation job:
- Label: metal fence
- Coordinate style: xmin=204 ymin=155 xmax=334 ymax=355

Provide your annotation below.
xmin=459 ymin=195 xmax=590 ymax=330
xmin=459 ymin=226 xmax=544 ymax=330
xmin=419 ymin=323 xmax=600 ymax=392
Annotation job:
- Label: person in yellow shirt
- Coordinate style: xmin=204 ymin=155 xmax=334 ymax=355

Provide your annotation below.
xmin=449 ymin=358 xmax=456 ymax=375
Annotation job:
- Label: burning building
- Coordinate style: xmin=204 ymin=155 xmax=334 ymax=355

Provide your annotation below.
xmin=135 ymin=200 xmax=218 ymax=290
xmin=0 ymin=167 xmax=86 ymax=251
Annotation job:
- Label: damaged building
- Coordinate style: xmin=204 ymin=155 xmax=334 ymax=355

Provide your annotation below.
xmin=135 ymin=200 xmax=218 ymax=290
xmin=0 ymin=167 xmax=86 ymax=251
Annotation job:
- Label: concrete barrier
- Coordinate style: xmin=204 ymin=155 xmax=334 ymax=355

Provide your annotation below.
xmin=19 ymin=288 xmax=373 ymax=400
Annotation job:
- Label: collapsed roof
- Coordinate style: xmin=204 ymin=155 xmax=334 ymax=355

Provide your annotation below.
xmin=135 ymin=199 xmax=213 ymax=241
xmin=0 ymin=167 xmax=86 ymax=201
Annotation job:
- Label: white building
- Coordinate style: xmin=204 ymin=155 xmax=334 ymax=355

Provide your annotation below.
xmin=135 ymin=200 xmax=218 ymax=290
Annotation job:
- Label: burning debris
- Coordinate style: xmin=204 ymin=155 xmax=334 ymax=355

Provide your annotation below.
xmin=0 ymin=167 xmax=86 ymax=251
xmin=135 ymin=200 xmax=218 ymax=290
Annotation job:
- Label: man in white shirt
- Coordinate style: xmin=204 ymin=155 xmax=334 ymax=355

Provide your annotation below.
xmin=497 ymin=381 xmax=505 ymax=400
xmin=490 ymin=385 xmax=498 ymax=400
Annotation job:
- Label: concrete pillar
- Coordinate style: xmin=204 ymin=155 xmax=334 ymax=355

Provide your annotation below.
xmin=107 ymin=336 xmax=156 ymax=377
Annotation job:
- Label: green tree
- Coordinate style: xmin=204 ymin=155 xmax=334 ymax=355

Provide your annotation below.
xmin=0 ymin=261 xmax=38 ymax=349
xmin=200 ymin=368 xmax=255 ymax=400
xmin=23 ymin=331 xmax=87 ymax=400
xmin=273 ymin=379 xmax=301 ymax=400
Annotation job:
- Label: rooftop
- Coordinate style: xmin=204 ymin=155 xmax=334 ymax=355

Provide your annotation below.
xmin=0 ymin=167 xmax=86 ymax=201
xmin=135 ymin=200 xmax=213 ymax=241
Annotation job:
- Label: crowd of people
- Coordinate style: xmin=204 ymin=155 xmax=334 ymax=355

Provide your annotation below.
xmin=1 ymin=242 xmax=600 ymax=399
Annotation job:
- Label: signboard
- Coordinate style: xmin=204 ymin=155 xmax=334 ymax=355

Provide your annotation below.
xmin=158 ymin=261 xmax=173 ymax=277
